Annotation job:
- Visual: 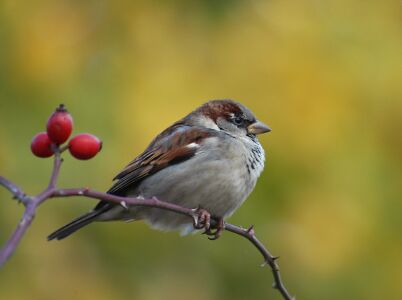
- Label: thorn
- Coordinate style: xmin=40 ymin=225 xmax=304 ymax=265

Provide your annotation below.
xmin=247 ymin=225 xmax=255 ymax=235
xmin=137 ymin=195 xmax=144 ymax=200
xmin=272 ymin=256 xmax=280 ymax=261
xmin=260 ymin=261 xmax=268 ymax=267
xmin=121 ymin=201 xmax=128 ymax=210
xmin=272 ymin=282 xmax=278 ymax=289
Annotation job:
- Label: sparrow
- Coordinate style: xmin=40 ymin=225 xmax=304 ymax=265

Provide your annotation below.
xmin=48 ymin=99 xmax=271 ymax=241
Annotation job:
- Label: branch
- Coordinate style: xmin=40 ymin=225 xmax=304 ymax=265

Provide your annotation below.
xmin=0 ymin=176 xmax=27 ymax=204
xmin=54 ymin=189 xmax=294 ymax=299
xmin=0 ymin=202 xmax=36 ymax=265
xmin=0 ymin=153 xmax=294 ymax=300
xmin=225 ymin=224 xmax=294 ymax=300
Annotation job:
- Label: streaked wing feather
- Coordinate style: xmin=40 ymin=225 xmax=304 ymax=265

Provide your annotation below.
xmin=107 ymin=125 xmax=215 ymax=195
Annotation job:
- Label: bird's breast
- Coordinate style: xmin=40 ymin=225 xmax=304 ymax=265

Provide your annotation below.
xmin=118 ymin=135 xmax=265 ymax=232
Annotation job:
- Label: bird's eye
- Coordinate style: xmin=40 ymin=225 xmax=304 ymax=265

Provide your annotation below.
xmin=232 ymin=116 xmax=244 ymax=126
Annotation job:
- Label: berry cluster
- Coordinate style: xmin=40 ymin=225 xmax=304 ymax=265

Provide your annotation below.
xmin=31 ymin=104 xmax=102 ymax=160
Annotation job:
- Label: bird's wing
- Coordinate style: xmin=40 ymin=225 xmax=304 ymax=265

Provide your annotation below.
xmin=106 ymin=125 xmax=217 ymax=196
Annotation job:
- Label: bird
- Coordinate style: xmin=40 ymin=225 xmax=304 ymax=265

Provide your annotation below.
xmin=48 ymin=99 xmax=271 ymax=241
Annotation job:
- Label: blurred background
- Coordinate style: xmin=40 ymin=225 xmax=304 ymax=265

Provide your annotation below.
xmin=1 ymin=0 xmax=402 ymax=299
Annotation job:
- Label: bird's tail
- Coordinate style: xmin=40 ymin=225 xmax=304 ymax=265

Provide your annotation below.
xmin=47 ymin=205 xmax=110 ymax=241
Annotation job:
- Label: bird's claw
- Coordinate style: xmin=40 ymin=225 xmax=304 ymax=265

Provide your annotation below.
xmin=204 ymin=218 xmax=225 ymax=240
xmin=192 ymin=208 xmax=225 ymax=240
xmin=192 ymin=207 xmax=211 ymax=231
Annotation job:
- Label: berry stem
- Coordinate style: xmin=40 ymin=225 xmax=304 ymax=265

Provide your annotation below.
xmin=47 ymin=151 xmax=63 ymax=190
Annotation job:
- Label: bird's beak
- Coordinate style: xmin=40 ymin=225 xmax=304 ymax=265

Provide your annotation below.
xmin=248 ymin=120 xmax=271 ymax=135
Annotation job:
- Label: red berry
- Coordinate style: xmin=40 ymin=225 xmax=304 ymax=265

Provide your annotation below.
xmin=47 ymin=104 xmax=73 ymax=145
xmin=31 ymin=132 xmax=54 ymax=158
xmin=68 ymin=133 xmax=102 ymax=160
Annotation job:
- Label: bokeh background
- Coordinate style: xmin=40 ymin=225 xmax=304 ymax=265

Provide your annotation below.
xmin=1 ymin=1 xmax=402 ymax=299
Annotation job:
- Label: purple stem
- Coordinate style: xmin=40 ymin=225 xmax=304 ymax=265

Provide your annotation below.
xmin=0 ymin=153 xmax=64 ymax=267
xmin=225 ymin=224 xmax=294 ymax=300
xmin=0 ymin=202 xmax=36 ymax=265
xmin=0 ymin=176 xmax=27 ymax=203
xmin=53 ymin=189 xmax=196 ymax=218
xmin=47 ymin=151 xmax=63 ymax=189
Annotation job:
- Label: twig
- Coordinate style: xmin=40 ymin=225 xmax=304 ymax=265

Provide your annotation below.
xmin=47 ymin=149 xmax=63 ymax=189
xmin=0 ymin=176 xmax=27 ymax=204
xmin=225 ymin=224 xmax=295 ymax=300
xmin=0 ymin=202 xmax=37 ymax=265
xmin=0 ymin=150 xmax=294 ymax=300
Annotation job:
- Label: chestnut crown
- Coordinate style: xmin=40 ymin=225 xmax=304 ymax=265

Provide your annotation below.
xmin=192 ymin=99 xmax=271 ymax=136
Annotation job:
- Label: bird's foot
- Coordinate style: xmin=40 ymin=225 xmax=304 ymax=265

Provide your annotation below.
xmin=192 ymin=207 xmax=211 ymax=231
xmin=204 ymin=218 xmax=225 ymax=240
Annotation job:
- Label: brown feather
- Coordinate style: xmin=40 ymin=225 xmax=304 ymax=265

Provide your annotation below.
xmin=107 ymin=125 xmax=216 ymax=195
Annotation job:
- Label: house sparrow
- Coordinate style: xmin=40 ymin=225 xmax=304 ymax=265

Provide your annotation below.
xmin=48 ymin=99 xmax=270 ymax=241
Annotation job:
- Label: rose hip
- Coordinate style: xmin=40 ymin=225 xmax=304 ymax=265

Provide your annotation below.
xmin=47 ymin=104 xmax=73 ymax=145
xmin=31 ymin=132 xmax=54 ymax=158
xmin=68 ymin=133 xmax=102 ymax=160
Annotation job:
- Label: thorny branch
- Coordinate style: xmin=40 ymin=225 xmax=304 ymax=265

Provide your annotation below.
xmin=0 ymin=149 xmax=294 ymax=300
